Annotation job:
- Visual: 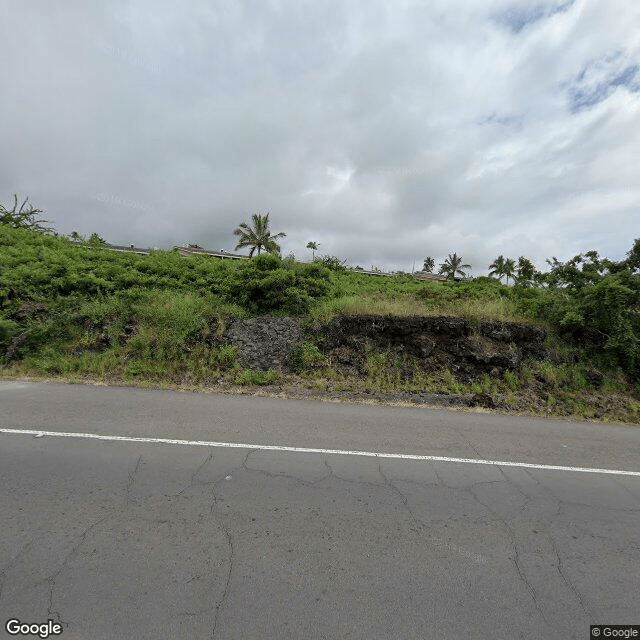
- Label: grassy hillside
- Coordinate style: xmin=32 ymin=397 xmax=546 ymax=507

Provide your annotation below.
xmin=1 ymin=225 xmax=639 ymax=423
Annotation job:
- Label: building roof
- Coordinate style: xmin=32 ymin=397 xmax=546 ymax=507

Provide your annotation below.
xmin=104 ymin=243 xmax=151 ymax=255
xmin=172 ymin=245 xmax=249 ymax=259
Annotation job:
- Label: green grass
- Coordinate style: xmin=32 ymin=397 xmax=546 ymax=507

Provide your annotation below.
xmin=309 ymin=283 xmax=534 ymax=325
xmin=2 ymin=225 xmax=639 ymax=423
xmin=291 ymin=340 xmax=324 ymax=373
xmin=235 ymin=369 xmax=279 ymax=386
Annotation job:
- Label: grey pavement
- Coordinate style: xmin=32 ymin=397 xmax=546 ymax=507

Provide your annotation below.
xmin=1 ymin=381 xmax=639 ymax=639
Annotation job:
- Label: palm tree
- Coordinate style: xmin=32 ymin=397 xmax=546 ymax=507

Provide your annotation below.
xmin=503 ymin=258 xmax=516 ymax=285
xmin=306 ymin=241 xmax=319 ymax=260
xmin=488 ymin=255 xmax=506 ymax=281
xmin=515 ymin=256 xmax=536 ymax=286
xmin=439 ymin=253 xmax=471 ymax=281
xmin=233 ymin=212 xmax=286 ymax=257
xmin=423 ymin=257 xmax=435 ymax=273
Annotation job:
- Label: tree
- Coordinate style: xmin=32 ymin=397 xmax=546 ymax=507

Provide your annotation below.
xmin=515 ymin=256 xmax=536 ymax=287
xmin=423 ymin=257 xmax=435 ymax=273
xmin=88 ymin=233 xmax=106 ymax=246
xmin=544 ymin=251 xmax=612 ymax=290
xmin=439 ymin=253 xmax=471 ymax=281
xmin=537 ymin=239 xmax=640 ymax=377
xmin=488 ymin=255 xmax=506 ymax=281
xmin=503 ymin=258 xmax=516 ymax=285
xmin=233 ymin=212 xmax=286 ymax=257
xmin=623 ymin=238 xmax=640 ymax=273
xmin=306 ymin=241 xmax=319 ymax=260
xmin=0 ymin=194 xmax=54 ymax=233
xmin=489 ymin=255 xmax=516 ymax=284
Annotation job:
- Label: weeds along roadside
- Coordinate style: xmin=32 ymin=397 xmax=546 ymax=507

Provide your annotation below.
xmin=1 ymin=225 xmax=638 ymax=423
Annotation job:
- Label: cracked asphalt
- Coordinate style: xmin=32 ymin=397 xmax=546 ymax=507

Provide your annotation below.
xmin=1 ymin=381 xmax=639 ymax=639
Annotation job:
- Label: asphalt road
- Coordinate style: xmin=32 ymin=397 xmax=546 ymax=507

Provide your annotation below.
xmin=1 ymin=381 xmax=639 ymax=639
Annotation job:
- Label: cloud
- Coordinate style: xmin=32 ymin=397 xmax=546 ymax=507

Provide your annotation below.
xmin=493 ymin=0 xmax=576 ymax=34
xmin=1 ymin=0 xmax=638 ymax=275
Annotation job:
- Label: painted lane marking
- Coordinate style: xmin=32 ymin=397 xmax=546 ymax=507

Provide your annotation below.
xmin=1 ymin=427 xmax=639 ymax=477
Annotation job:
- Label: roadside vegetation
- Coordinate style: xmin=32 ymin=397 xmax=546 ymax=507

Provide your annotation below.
xmin=1 ymin=197 xmax=639 ymax=424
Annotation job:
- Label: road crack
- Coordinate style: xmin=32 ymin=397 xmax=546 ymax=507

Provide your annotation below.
xmin=544 ymin=525 xmax=592 ymax=618
xmin=377 ymin=463 xmax=422 ymax=531
xmin=469 ymin=485 xmax=553 ymax=629
xmin=242 ymin=455 xmax=330 ymax=487
xmin=0 ymin=540 xmax=33 ymax=602
xmin=209 ymin=478 xmax=235 ymax=640
xmin=41 ymin=515 xmax=109 ymax=631
xmin=171 ymin=451 xmax=215 ymax=497
xmin=124 ymin=455 xmax=143 ymax=506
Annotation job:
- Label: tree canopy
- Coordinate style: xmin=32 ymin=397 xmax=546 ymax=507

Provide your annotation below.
xmin=439 ymin=253 xmax=471 ymax=280
xmin=233 ymin=212 xmax=286 ymax=257
xmin=0 ymin=194 xmax=53 ymax=233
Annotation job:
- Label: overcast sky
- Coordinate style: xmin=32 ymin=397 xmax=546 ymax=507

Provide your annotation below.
xmin=2 ymin=0 xmax=638 ymax=274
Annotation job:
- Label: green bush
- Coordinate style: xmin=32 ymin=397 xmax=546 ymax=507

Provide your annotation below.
xmin=214 ymin=344 xmax=238 ymax=367
xmin=0 ymin=318 xmax=18 ymax=347
xmin=313 ymin=254 xmax=348 ymax=272
xmin=2 ymin=224 xmax=639 ymax=385
xmin=291 ymin=340 xmax=323 ymax=372
xmin=225 ymin=253 xmax=331 ymax=315
xmin=538 ymin=270 xmax=640 ymax=377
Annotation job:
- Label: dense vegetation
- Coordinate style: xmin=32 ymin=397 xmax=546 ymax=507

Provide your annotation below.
xmin=1 ymin=221 xmax=639 ymax=422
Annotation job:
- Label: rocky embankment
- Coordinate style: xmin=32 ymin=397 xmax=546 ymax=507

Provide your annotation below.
xmin=205 ymin=314 xmax=552 ymax=409
xmin=212 ymin=314 xmax=547 ymax=378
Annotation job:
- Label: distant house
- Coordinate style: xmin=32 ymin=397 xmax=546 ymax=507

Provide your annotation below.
xmin=414 ymin=272 xmax=472 ymax=283
xmin=97 ymin=242 xmax=248 ymax=260
xmin=172 ymin=244 xmax=249 ymax=260
xmin=347 ymin=267 xmax=393 ymax=277
xmin=414 ymin=272 xmax=448 ymax=282
xmin=104 ymin=243 xmax=151 ymax=256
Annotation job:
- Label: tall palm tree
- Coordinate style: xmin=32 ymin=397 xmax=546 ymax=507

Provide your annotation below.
xmin=489 ymin=255 xmax=517 ymax=284
xmin=503 ymin=258 xmax=516 ymax=285
xmin=423 ymin=257 xmax=435 ymax=273
xmin=515 ymin=256 xmax=536 ymax=286
xmin=488 ymin=255 xmax=506 ymax=281
xmin=233 ymin=212 xmax=286 ymax=257
xmin=306 ymin=241 xmax=319 ymax=260
xmin=439 ymin=253 xmax=471 ymax=281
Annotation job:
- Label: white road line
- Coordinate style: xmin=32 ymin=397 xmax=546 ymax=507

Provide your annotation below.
xmin=1 ymin=427 xmax=640 ymax=477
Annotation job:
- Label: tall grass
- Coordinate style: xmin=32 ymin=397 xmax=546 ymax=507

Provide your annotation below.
xmin=310 ymin=291 xmax=531 ymax=324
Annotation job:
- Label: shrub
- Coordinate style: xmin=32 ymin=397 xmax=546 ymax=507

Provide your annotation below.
xmin=225 ymin=253 xmax=331 ymax=315
xmin=291 ymin=340 xmax=323 ymax=373
xmin=215 ymin=344 xmax=238 ymax=367
xmin=313 ymin=254 xmax=348 ymax=272
xmin=0 ymin=318 xmax=18 ymax=348
xmin=538 ymin=271 xmax=640 ymax=377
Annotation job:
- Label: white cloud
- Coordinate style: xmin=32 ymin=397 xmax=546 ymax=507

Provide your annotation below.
xmin=1 ymin=0 xmax=638 ymax=274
